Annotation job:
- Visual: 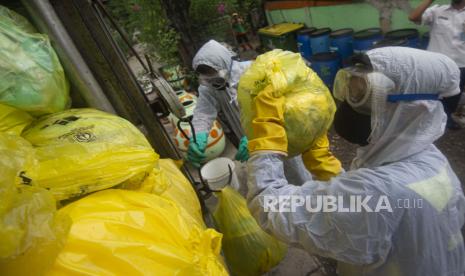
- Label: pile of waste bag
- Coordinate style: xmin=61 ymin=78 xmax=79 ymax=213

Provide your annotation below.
xmin=0 ymin=5 xmax=297 ymax=276
xmin=0 ymin=6 xmax=230 ymax=275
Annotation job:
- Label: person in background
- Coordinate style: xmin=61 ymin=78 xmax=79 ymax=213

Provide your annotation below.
xmin=367 ymin=0 xmax=413 ymax=33
xmin=245 ymin=47 xmax=465 ymax=275
xmin=187 ymin=40 xmax=342 ymax=182
xmin=231 ymin=13 xmax=253 ymax=51
xmin=409 ymin=0 xmax=465 ymax=129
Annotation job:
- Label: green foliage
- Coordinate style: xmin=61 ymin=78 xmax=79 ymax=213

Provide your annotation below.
xmin=106 ymin=0 xmax=262 ymax=64
xmin=189 ymin=0 xmax=237 ymax=24
xmin=136 ymin=0 xmax=181 ymax=64
xmin=190 ymin=0 xmax=261 ymax=25
xmin=107 ymin=0 xmax=180 ymax=64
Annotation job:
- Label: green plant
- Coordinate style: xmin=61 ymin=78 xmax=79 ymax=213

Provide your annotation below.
xmin=189 ymin=0 xmax=237 ymax=25
xmin=107 ymin=0 xmax=181 ymax=64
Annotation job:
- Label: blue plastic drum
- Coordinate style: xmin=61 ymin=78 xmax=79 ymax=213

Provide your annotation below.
xmin=372 ymin=38 xmax=409 ymax=49
xmin=309 ymin=28 xmax=332 ymax=55
xmin=385 ymin=29 xmax=420 ymax=48
xmin=310 ymin=52 xmax=341 ymax=90
xmin=353 ymin=28 xmax=383 ymax=53
xmin=297 ymin=28 xmax=317 ymax=60
xmin=330 ymin=28 xmax=354 ymax=63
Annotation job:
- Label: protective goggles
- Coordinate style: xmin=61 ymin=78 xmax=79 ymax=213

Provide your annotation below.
xmin=198 ymin=69 xmax=229 ymax=89
xmin=334 ymin=66 xmax=441 ymax=115
xmin=333 ymin=66 xmax=375 ymax=115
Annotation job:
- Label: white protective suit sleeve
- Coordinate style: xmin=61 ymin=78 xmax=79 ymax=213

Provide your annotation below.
xmin=247 ymin=153 xmax=465 ymax=276
xmin=247 ymin=153 xmax=399 ymax=266
xmin=191 ymin=40 xmax=250 ymax=135
xmin=192 ymin=85 xmax=220 ymax=133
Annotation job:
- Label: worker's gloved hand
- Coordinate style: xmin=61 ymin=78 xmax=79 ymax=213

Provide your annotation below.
xmin=187 ymin=132 xmax=208 ymax=168
xmin=248 ymin=85 xmax=288 ymax=155
xmin=235 ymin=136 xmax=249 ymax=162
xmin=302 ymin=134 xmax=342 ymax=181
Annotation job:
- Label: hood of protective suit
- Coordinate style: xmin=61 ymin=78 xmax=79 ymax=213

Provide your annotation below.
xmin=352 ymin=47 xmax=461 ymax=169
xmin=192 ymin=40 xmax=235 ymax=73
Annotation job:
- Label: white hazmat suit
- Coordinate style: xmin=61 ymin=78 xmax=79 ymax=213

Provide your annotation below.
xmin=191 ymin=40 xmax=343 ymax=182
xmin=192 ymin=40 xmax=249 ymax=145
xmin=247 ymin=47 xmax=465 ymax=276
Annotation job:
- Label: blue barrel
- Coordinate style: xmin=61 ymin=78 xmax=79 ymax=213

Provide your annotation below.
xmin=372 ymin=38 xmax=409 ymax=49
xmin=297 ymin=28 xmax=317 ymax=60
xmin=420 ymin=32 xmax=430 ymax=49
xmin=330 ymin=28 xmax=354 ymax=62
xmin=385 ymin=29 xmax=419 ymax=48
xmin=353 ymin=28 xmax=383 ymax=53
xmin=310 ymin=52 xmax=341 ymax=89
xmin=310 ymin=28 xmax=331 ymax=55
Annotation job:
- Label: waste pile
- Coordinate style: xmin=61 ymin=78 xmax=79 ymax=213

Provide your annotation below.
xmin=0 ymin=6 xmax=228 ymax=276
xmin=0 ymin=6 xmax=305 ymax=276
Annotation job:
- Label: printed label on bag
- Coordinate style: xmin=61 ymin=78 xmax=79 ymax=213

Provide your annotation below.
xmin=58 ymin=125 xmax=96 ymax=143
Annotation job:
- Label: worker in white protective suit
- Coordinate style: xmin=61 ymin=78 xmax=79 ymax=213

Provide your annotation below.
xmin=188 ymin=40 xmax=342 ymax=182
xmin=245 ymin=47 xmax=465 ymax=276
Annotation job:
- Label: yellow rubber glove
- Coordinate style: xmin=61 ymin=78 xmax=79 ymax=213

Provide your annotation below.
xmin=248 ymin=85 xmax=288 ymax=155
xmin=302 ymin=134 xmax=342 ymax=181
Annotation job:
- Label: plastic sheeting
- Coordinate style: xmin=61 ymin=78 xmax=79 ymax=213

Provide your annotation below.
xmin=22 ymin=108 xmax=158 ymax=200
xmin=0 ymin=103 xmax=33 ymax=135
xmin=213 ymin=186 xmax=287 ymax=276
xmin=0 ymin=133 xmax=69 ymax=276
xmin=238 ymin=49 xmax=336 ymax=156
xmin=47 ymin=189 xmax=228 ymax=276
xmin=0 ymin=6 xmax=69 ymax=116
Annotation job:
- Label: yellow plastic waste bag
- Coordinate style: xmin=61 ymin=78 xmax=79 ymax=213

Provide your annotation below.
xmin=213 ymin=186 xmax=287 ymax=276
xmin=0 ymin=103 xmax=33 ymax=135
xmin=138 ymin=159 xmax=204 ymax=226
xmin=0 ymin=6 xmax=70 ymax=116
xmin=238 ymin=49 xmax=336 ymax=156
xmin=47 ymin=189 xmax=228 ymax=276
xmin=0 ymin=132 xmax=36 ymax=213
xmin=22 ymin=108 xmax=158 ymax=200
xmin=0 ymin=133 xmax=70 ymax=276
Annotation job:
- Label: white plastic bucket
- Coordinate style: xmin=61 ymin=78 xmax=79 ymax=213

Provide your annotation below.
xmin=200 ymin=157 xmax=239 ymax=191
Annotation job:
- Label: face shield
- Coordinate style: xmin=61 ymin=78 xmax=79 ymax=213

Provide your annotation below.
xmin=333 ymin=66 xmax=396 ymax=115
xmin=198 ymin=69 xmax=229 ymax=90
xmin=333 ymin=66 xmax=396 ymax=146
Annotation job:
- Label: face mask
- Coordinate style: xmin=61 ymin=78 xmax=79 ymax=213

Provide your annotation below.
xmin=334 ymin=101 xmax=372 ymax=146
xmin=199 ymin=69 xmax=229 ymax=90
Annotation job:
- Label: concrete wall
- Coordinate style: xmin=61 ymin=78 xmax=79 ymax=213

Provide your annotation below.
xmin=265 ymin=0 xmax=451 ymax=33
